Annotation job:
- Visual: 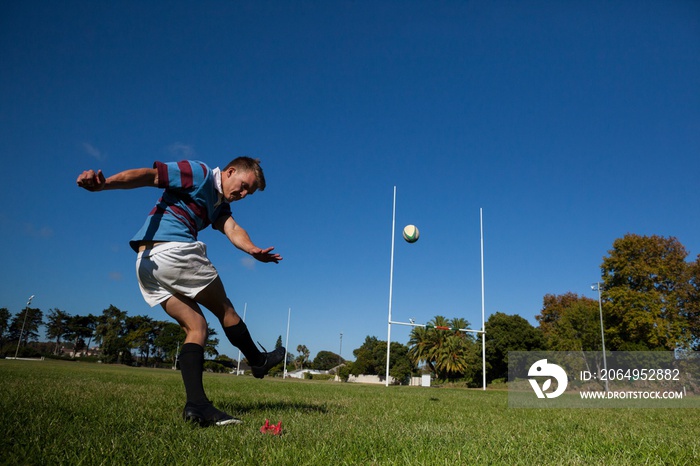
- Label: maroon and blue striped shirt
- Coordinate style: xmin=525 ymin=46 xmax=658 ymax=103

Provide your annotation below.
xmin=129 ymin=160 xmax=231 ymax=252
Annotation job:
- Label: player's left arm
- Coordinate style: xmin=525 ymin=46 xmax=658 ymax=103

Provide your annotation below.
xmin=214 ymin=215 xmax=282 ymax=263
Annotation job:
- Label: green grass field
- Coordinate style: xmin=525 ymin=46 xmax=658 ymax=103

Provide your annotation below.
xmin=1 ymin=360 xmax=697 ymax=465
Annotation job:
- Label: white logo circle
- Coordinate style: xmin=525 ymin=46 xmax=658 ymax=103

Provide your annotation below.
xmin=527 ymin=359 xmax=568 ymax=399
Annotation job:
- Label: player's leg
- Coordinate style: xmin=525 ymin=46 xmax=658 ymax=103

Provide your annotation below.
xmin=194 ymin=276 xmax=264 ymax=365
xmin=162 ymin=293 xmax=209 ymax=345
xmin=161 ymin=294 xmax=240 ymax=427
xmin=194 ymin=276 xmax=285 ymax=378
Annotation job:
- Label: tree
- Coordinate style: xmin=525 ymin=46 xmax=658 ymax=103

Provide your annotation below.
xmin=75 ymin=314 xmax=98 ymax=356
xmin=536 ymin=293 xmax=600 ymax=352
xmin=125 ymin=315 xmax=157 ymax=364
xmin=387 ymin=341 xmax=415 ymax=383
xmin=63 ymin=314 xmax=99 ymax=356
xmin=204 ymin=325 xmax=219 ymax=358
xmin=153 ymin=322 xmax=185 ymax=363
xmin=295 ymin=344 xmax=310 ymax=369
xmin=601 ymin=234 xmax=696 ymax=350
xmin=46 ymin=309 xmax=72 ymax=355
xmin=350 ymin=336 xmax=382 ymax=376
xmin=407 ymin=326 xmax=435 ymax=374
xmin=312 ymin=350 xmax=345 ymax=370
xmin=350 ymin=336 xmax=414 ymax=384
xmin=485 ymin=312 xmax=543 ymax=382
xmin=8 ymin=307 xmax=43 ymax=348
xmin=0 ymin=307 xmax=11 ymax=343
xmin=686 ymin=256 xmax=700 ymax=350
xmin=94 ymin=305 xmax=129 ymax=363
xmin=408 ymin=315 xmax=451 ymax=376
xmin=535 ymin=293 xmax=607 ymax=378
xmin=408 ymin=316 xmax=479 ymax=382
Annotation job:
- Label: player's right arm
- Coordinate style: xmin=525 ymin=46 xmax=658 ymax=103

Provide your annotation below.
xmin=76 ymin=168 xmax=158 ymax=191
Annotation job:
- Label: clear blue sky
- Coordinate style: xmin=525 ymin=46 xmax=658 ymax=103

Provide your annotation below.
xmin=1 ymin=1 xmax=698 ymax=362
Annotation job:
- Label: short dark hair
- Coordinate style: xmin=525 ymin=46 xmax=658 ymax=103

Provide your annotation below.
xmin=224 ymin=156 xmax=266 ymax=191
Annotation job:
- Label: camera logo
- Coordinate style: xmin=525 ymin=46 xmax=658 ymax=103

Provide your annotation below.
xmin=528 ymin=359 xmax=568 ymax=399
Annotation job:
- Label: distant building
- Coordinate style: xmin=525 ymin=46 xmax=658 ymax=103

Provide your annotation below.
xmin=59 ymin=343 xmax=100 ymax=358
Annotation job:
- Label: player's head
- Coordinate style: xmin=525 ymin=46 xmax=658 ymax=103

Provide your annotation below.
xmin=224 ymin=157 xmax=266 ymax=192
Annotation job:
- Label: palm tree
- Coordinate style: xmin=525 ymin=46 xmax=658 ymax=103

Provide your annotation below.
xmin=408 ymin=315 xmax=476 ymax=381
xmin=435 ymin=329 xmax=470 ymax=379
xmin=296 ymin=344 xmax=310 ymax=369
xmin=409 ymin=315 xmax=449 ymax=375
xmin=408 ymin=326 xmax=436 ymax=373
xmin=450 ymin=317 xmax=469 ymax=333
xmin=204 ymin=325 xmax=220 ymax=358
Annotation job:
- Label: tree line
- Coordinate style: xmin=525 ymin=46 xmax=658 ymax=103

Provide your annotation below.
xmin=2 ymin=234 xmax=698 ymax=384
xmin=1 ymin=304 xmax=195 ymax=365
xmin=0 ymin=303 xmax=345 ymax=372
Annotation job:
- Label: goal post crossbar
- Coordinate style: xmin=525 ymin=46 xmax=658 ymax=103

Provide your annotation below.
xmin=389 ymin=320 xmax=484 ymax=335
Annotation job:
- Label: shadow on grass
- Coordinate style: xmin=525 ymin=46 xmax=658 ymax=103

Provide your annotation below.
xmin=222 ymin=400 xmax=330 ymax=415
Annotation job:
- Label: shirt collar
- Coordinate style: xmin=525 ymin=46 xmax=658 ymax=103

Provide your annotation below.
xmin=213 ymin=167 xmax=224 ymax=206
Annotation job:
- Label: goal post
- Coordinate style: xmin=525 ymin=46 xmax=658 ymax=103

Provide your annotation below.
xmin=384 ymin=187 xmax=487 ymax=389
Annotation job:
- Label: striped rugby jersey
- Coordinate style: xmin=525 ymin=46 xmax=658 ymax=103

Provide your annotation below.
xmin=129 ymin=160 xmax=232 ymax=252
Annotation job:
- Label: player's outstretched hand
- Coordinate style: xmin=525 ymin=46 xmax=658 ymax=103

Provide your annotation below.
xmin=77 ymin=169 xmax=106 ymax=192
xmin=251 ymin=247 xmax=282 ymax=264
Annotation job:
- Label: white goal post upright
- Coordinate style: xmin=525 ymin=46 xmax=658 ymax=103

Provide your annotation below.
xmin=385 ymin=186 xmax=397 ymax=388
xmin=480 ymin=207 xmax=486 ymax=390
xmin=385 ymin=187 xmax=487 ymax=389
xmin=283 ymin=307 xmax=291 ymax=379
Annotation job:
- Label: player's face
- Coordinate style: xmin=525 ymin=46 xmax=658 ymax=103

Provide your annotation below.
xmin=223 ymin=168 xmax=257 ymax=202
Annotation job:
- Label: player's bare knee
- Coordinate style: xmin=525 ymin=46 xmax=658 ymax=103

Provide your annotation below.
xmin=218 ymin=302 xmax=241 ymax=327
xmin=184 ymin=326 xmax=208 ymax=346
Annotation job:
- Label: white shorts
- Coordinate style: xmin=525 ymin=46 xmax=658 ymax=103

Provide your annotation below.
xmin=135 ymin=241 xmax=219 ymax=307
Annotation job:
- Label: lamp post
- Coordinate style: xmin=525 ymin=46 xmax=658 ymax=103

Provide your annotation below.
xmin=339 ymin=332 xmax=343 ymax=366
xmin=591 ymin=283 xmax=609 ymax=392
xmin=14 ymin=295 xmax=35 ymax=359
xmin=172 ymin=341 xmax=180 ymax=370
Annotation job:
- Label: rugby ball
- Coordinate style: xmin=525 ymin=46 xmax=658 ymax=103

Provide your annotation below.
xmin=402 ymin=225 xmax=420 ymax=243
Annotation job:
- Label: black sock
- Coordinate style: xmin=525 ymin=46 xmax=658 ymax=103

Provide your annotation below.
xmin=178 ymin=343 xmax=208 ymax=406
xmin=223 ymin=321 xmax=264 ymax=366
